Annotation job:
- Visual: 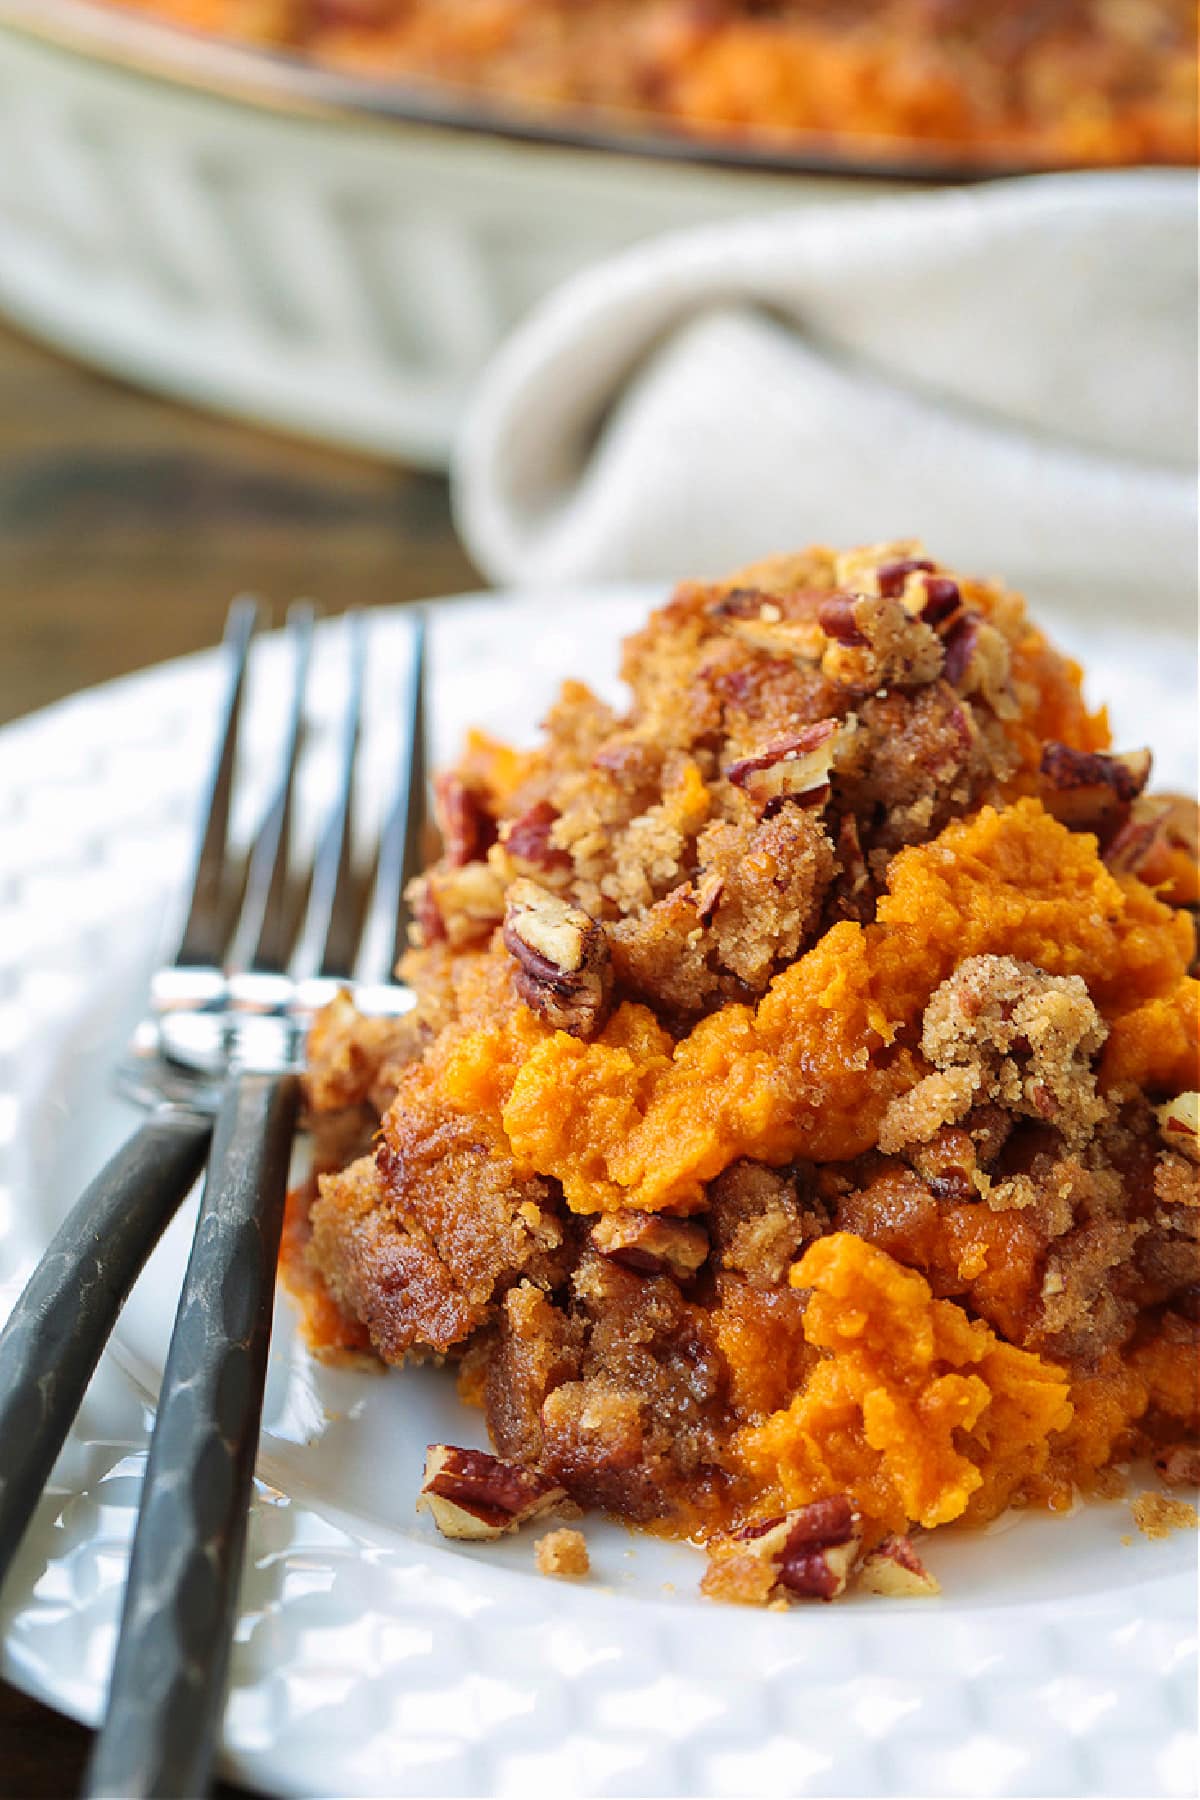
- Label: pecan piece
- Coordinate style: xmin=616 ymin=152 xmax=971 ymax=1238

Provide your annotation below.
xmin=820 ymin=593 xmax=944 ymax=688
xmin=417 ymin=1445 xmax=567 ymax=1541
xmin=419 ymin=860 xmax=507 ymax=948
xmin=503 ymin=878 xmax=612 ymax=1038
xmin=917 ymin=575 xmax=963 ymax=626
xmin=434 ymin=773 xmax=495 ymax=868
xmin=1157 ymin=1093 xmax=1200 ymax=1163
xmin=857 ymin=1534 xmax=941 ymax=1597
xmin=874 ymin=560 xmax=962 ymax=630
xmin=726 ymin=717 xmax=847 ymax=818
xmin=500 ymin=800 xmax=572 ymax=875
xmin=591 ymin=1211 xmax=709 ymax=1278
xmin=817 ymin=593 xmax=866 ymax=645
xmin=710 ymin=585 xmax=782 ymax=621
xmin=942 ymin=612 xmax=1017 ymax=716
xmin=693 ymin=866 xmax=725 ymax=924
xmin=875 ymin=556 xmax=935 ymax=598
xmin=408 ymin=875 xmax=447 ymax=946
xmin=1039 ymin=743 xmax=1152 ymax=835
xmin=1104 ymin=793 xmax=1198 ymax=882
xmin=712 ymin=587 xmax=826 ymax=660
xmin=592 ymin=739 xmax=663 ymax=786
xmin=701 ymin=1495 xmax=863 ymax=1606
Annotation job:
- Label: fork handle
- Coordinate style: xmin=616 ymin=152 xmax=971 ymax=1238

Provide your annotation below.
xmin=85 ymin=1069 xmax=300 ymax=1800
xmin=0 ymin=1108 xmax=212 ymax=1592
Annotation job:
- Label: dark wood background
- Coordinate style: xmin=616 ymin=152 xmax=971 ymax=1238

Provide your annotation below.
xmin=0 ymin=313 xmax=477 ymax=1797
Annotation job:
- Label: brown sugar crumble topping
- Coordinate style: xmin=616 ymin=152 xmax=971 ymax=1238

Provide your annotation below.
xmin=1130 ymin=1492 xmax=1198 ymax=1541
xmin=285 ymin=538 xmax=1200 ymax=1605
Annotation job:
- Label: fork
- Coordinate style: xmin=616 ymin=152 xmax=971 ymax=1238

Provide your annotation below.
xmin=0 ymin=598 xmax=428 ymax=1798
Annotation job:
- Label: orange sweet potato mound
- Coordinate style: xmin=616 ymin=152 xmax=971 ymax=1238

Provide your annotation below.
xmin=492 ymin=800 xmax=1196 ymax=1212
xmin=290 ymin=539 xmax=1199 ymax=1598
xmin=742 ymin=1234 xmax=1074 ymax=1535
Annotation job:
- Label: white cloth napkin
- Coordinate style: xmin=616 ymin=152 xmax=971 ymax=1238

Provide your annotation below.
xmin=453 ymin=171 xmax=1197 ymax=628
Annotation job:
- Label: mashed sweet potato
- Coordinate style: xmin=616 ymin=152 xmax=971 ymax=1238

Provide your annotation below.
xmin=739 ymin=1233 xmax=1074 ymax=1535
xmin=491 ymin=800 xmax=1196 ymax=1212
xmin=291 ymin=539 xmax=1199 ymax=1601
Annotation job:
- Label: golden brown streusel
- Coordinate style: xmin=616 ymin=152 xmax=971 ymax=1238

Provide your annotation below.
xmin=535 ymin=1527 xmax=591 ymax=1579
xmin=1130 ymin=1492 xmax=1198 ymax=1540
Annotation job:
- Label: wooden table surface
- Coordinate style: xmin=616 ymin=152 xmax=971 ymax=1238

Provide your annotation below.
xmin=0 ymin=314 xmax=478 ymax=1797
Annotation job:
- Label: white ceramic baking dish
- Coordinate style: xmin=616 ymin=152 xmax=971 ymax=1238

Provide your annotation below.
xmin=0 ymin=1 xmax=922 ymax=468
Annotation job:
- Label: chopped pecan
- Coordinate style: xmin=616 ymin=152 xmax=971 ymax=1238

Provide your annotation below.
xmin=836 ymin=811 xmax=870 ymax=896
xmin=693 ymin=866 xmax=725 ymax=924
xmin=592 ymin=739 xmax=663 ymax=786
xmin=503 ymin=878 xmax=612 ymax=1037
xmin=701 ymin=1495 xmax=863 ymax=1605
xmin=422 ymin=860 xmax=506 ymax=948
xmin=591 ymin=1211 xmax=709 ymax=1278
xmin=917 ymin=575 xmax=963 ymax=626
xmin=942 ymin=612 xmax=1017 ymax=716
xmin=408 ymin=874 xmax=447 ymax=946
xmin=817 ymin=593 xmax=866 ymax=645
xmin=417 ymin=1444 xmax=567 ymax=1540
xmin=710 ymin=585 xmax=783 ymax=621
xmin=1157 ymin=1093 xmax=1200 ymax=1163
xmin=1039 ymin=743 xmax=1153 ymax=835
xmin=501 ymin=800 xmax=572 ymax=875
xmin=1104 ymin=792 xmax=1198 ymax=881
xmin=821 ymin=812 xmax=875 ymax=925
xmin=875 ymin=556 xmax=934 ymax=598
xmin=434 ymin=773 xmax=495 ymax=868
xmin=875 ymin=560 xmax=962 ymax=630
xmin=820 ymin=592 xmax=944 ymax=689
xmin=908 ymin=1124 xmax=989 ymax=1201
xmin=712 ymin=587 xmax=826 ymax=660
xmin=857 ymin=1534 xmax=941 ymax=1597
xmin=726 ymin=717 xmax=846 ymax=817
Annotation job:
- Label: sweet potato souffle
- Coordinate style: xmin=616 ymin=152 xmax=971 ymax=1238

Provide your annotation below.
xmin=110 ymin=0 xmax=1196 ymax=170
xmin=285 ymin=541 xmax=1199 ymax=1604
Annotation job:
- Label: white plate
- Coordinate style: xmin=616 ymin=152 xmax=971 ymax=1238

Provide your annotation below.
xmin=0 ymin=586 xmax=1196 ymax=1799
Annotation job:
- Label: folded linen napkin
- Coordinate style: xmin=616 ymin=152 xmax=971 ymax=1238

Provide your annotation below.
xmin=454 ymin=171 xmax=1196 ymax=628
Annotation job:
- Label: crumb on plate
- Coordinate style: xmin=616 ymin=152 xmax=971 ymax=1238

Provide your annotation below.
xmin=1130 ymin=1492 xmax=1198 ymax=1540
xmin=536 ymin=1527 xmax=590 ymax=1579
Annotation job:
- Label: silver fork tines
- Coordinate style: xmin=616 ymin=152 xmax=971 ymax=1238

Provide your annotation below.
xmin=134 ymin=603 xmax=426 ymax=1101
xmin=295 ymin=607 xmax=367 ymax=985
xmin=367 ymin=608 xmax=427 ymax=986
xmin=228 ymin=599 xmax=316 ymax=978
xmin=173 ymin=595 xmax=259 ymax=972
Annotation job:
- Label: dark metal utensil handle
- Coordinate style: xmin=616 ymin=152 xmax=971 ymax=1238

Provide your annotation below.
xmin=85 ymin=1069 xmax=299 ymax=1800
xmin=0 ymin=1109 xmax=213 ymax=1592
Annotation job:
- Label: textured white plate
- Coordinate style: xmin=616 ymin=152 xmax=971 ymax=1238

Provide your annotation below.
xmin=0 ymin=586 xmax=1196 ymax=1798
